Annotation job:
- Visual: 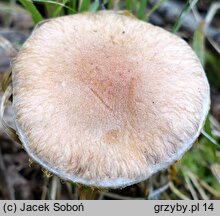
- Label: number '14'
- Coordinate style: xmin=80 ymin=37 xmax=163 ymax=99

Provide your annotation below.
xmin=203 ymin=203 xmax=214 ymax=211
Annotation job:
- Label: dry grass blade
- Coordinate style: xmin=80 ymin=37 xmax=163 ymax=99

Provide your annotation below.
xmin=199 ymin=179 xmax=220 ymax=198
xmin=205 ymin=3 xmax=220 ymax=31
xmin=201 ymin=130 xmax=219 ymax=149
xmin=184 ymin=175 xmax=198 ymax=200
xmin=1 ymin=69 xmax=12 ymax=92
xmin=211 ymin=164 xmax=220 ymax=184
xmin=0 ymin=36 xmax=17 ymax=57
xmin=169 ymin=182 xmax=190 ymax=200
xmin=187 ymin=171 xmax=209 ymax=200
xmin=113 ymin=0 xmax=120 ymax=10
xmin=0 ymin=85 xmax=20 ymax=143
xmin=210 ymin=115 xmax=220 ymax=138
xmin=49 ymin=176 xmax=60 ymax=200
xmin=207 ymin=35 xmax=220 ymax=54
xmin=0 ymin=36 xmax=17 ymax=91
xmin=41 ymin=177 xmax=49 ymax=200
xmin=148 ymin=183 xmax=169 ymax=199
xmin=204 ymin=3 xmax=220 ymax=53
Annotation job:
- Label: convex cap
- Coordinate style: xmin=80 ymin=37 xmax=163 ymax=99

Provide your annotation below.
xmin=12 ymin=11 xmax=210 ymax=188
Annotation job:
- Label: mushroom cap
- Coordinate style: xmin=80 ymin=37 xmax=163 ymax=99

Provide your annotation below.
xmin=12 ymin=11 xmax=210 ymax=188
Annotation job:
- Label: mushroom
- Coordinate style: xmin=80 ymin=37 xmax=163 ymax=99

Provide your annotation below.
xmin=10 ymin=11 xmax=210 ymax=189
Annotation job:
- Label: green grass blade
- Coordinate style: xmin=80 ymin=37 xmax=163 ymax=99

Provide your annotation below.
xmin=79 ymin=0 xmax=90 ymax=12
xmin=106 ymin=0 xmax=113 ymax=10
xmin=172 ymin=0 xmax=199 ymax=33
xmin=145 ymin=0 xmax=166 ymax=21
xmin=52 ymin=0 xmax=69 ymax=17
xmin=89 ymin=0 xmax=99 ymax=12
xmin=66 ymin=0 xmax=77 ymax=14
xmin=18 ymin=0 xmax=43 ymax=24
xmin=32 ymin=0 xmax=75 ymax=14
xmin=137 ymin=0 xmax=148 ymax=20
xmin=193 ymin=22 xmax=205 ymax=66
xmin=125 ymin=0 xmax=132 ymax=10
xmin=132 ymin=0 xmax=139 ymax=12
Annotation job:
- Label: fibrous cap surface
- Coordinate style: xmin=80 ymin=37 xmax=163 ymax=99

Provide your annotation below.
xmin=12 ymin=11 xmax=210 ymax=188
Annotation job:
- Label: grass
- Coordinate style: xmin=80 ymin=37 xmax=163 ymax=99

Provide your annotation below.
xmin=17 ymin=0 xmax=169 ymax=21
xmin=172 ymin=0 xmax=199 ymax=33
xmin=1 ymin=0 xmax=220 ymax=199
xmin=19 ymin=0 xmax=43 ymax=23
